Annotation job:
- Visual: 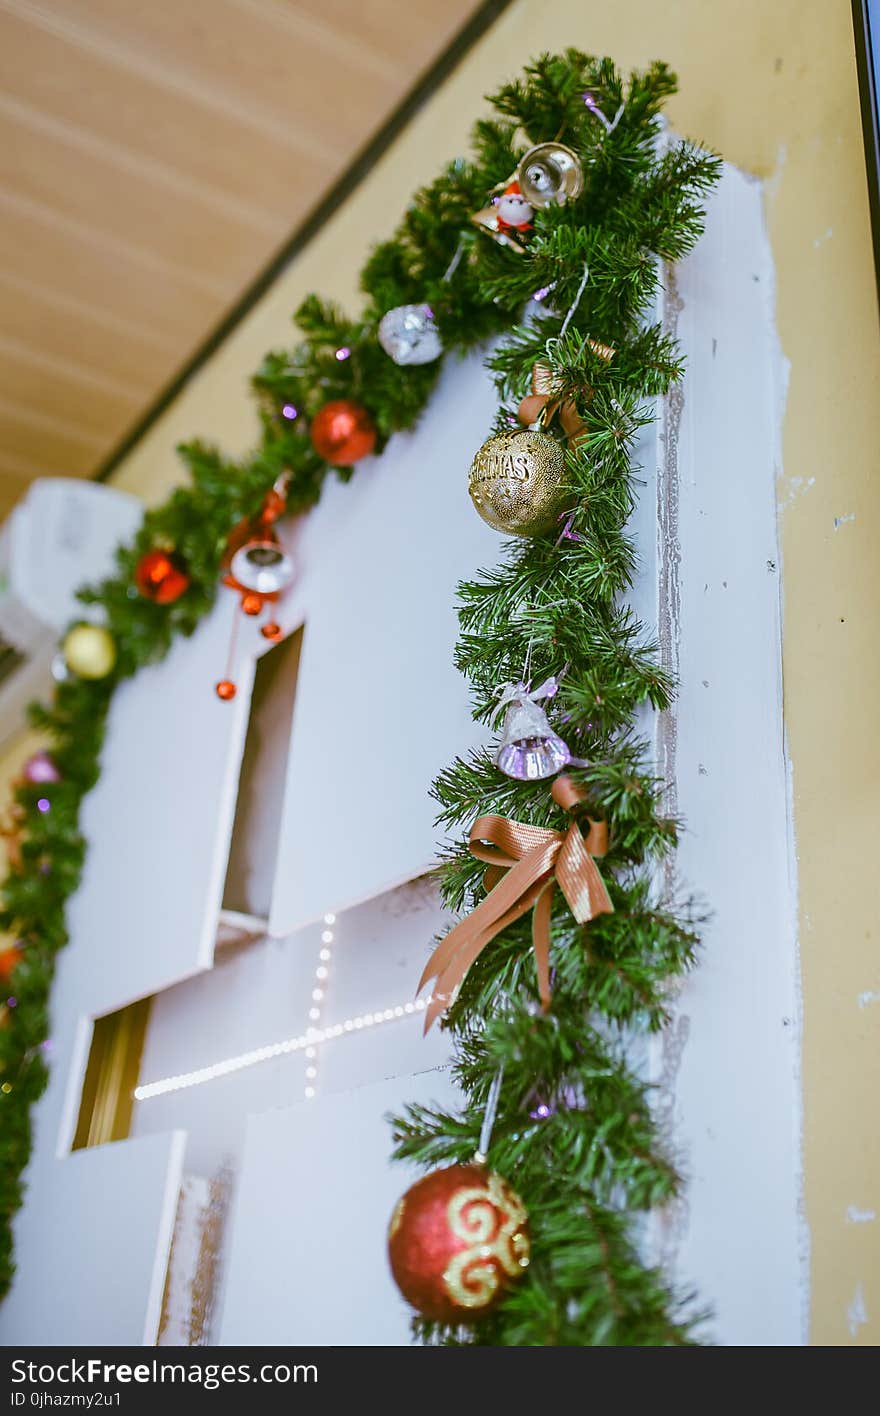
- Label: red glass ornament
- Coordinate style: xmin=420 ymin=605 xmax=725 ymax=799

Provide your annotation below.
xmin=0 ymin=946 xmax=22 ymax=983
xmin=310 ymin=400 xmax=376 ymax=466
xmin=388 ymin=1163 xmax=530 ymax=1322
xmin=135 ymin=549 xmax=190 ymax=605
xmin=241 ymin=592 xmax=263 ymax=616
xmin=261 ymin=622 xmax=282 ymax=642
xmin=215 ymin=680 xmax=237 ymax=701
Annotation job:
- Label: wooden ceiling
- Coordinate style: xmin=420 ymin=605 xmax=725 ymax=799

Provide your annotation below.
xmin=0 ymin=0 xmax=484 ymax=517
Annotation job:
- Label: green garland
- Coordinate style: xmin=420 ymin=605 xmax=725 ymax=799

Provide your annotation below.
xmin=0 ymin=51 xmax=719 ymax=1342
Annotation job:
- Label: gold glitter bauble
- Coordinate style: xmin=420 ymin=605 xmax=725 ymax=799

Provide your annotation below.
xmin=62 ymin=623 xmax=117 ymax=680
xmin=468 ymin=427 xmax=567 ymax=536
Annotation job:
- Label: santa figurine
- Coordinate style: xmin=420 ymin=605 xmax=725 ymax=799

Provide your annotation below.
xmin=471 ymin=179 xmax=535 ymax=253
xmin=494 ymin=180 xmax=534 ymax=235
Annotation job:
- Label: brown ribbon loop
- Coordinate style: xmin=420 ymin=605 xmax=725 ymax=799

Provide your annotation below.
xmin=418 ymin=775 xmax=613 ymax=1032
xmin=519 ymin=347 xmax=616 ymax=450
xmin=519 ymin=361 xmax=589 ymax=449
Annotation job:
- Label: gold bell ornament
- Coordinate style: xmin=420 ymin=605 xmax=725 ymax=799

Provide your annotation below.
xmin=517 ymin=143 xmax=584 ymax=208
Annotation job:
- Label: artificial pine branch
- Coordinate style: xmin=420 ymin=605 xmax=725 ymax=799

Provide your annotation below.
xmin=0 ymin=51 xmax=719 ymax=1341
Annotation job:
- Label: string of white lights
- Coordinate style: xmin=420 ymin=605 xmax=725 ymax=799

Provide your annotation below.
xmin=303 ymin=912 xmax=335 ymax=1100
xmin=133 ymin=990 xmax=433 ymax=1102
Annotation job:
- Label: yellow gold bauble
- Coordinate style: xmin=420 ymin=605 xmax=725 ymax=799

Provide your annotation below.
xmin=62 ymin=623 xmax=117 ymax=680
xmin=468 ymin=427 xmax=567 ymax=536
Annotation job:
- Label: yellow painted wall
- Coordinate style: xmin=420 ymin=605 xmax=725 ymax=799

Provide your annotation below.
xmin=6 ymin=0 xmax=877 ymax=1343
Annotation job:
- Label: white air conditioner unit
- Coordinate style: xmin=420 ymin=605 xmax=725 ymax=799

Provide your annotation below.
xmin=0 ymin=478 xmax=144 ymax=749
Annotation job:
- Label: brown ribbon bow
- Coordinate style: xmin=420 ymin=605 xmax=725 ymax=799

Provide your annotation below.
xmin=418 ymin=775 xmax=613 ymax=1032
xmin=517 ymin=351 xmax=612 ymax=449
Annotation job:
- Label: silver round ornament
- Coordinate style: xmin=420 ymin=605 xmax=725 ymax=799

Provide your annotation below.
xmin=230 ymin=539 xmax=295 ymax=596
xmin=378 ymin=304 xmax=443 ymax=366
xmin=468 ymin=427 xmax=567 ymax=537
xmin=517 ymin=143 xmax=584 ymax=209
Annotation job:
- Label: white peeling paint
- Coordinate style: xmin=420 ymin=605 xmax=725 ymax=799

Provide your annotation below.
xmin=857 ymin=989 xmax=880 ymax=1009
xmin=846 ymin=1206 xmax=876 ymax=1225
xmin=778 ymin=474 xmax=815 ymax=510
xmin=764 ymin=143 xmax=788 ymax=204
xmin=847 ymin=1284 xmax=868 ymax=1337
xmin=833 ymin=512 xmax=855 ymax=530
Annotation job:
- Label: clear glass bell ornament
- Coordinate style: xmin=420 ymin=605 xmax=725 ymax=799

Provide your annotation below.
xmin=495 ymin=681 xmax=571 ymax=781
xmin=230 ymin=534 xmax=295 ymax=595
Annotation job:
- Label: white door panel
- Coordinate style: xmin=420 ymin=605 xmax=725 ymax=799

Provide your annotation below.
xmin=217 ymin=1068 xmax=459 ymax=1346
xmin=0 ymin=1132 xmax=184 ymax=1345
xmin=268 ymin=351 xmax=500 ymax=935
xmin=66 ymin=598 xmax=259 ymax=1017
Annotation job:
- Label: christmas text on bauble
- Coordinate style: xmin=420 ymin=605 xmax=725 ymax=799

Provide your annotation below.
xmin=468 ymin=427 xmax=567 ymax=536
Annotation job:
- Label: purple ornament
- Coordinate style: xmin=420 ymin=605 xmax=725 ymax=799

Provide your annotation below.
xmin=36 ymin=798 xmax=51 ymax=814
xmin=23 ymin=752 xmax=60 ymax=785
xmin=334 ymin=346 xmax=351 ymax=361
xmin=281 ymin=403 xmax=298 ymax=420
xmin=495 ymin=678 xmax=571 ymax=782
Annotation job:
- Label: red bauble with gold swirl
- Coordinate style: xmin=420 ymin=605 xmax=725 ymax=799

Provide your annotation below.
xmin=134 ymin=549 xmax=190 ymax=605
xmin=309 ymin=400 xmax=376 ymax=466
xmin=387 ymin=1163 xmax=530 ymax=1322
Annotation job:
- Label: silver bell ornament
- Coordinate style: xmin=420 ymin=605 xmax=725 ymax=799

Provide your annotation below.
xmin=230 ymin=534 xmax=295 ymax=596
xmin=517 ymin=143 xmax=584 ymax=209
xmin=378 ymin=304 xmax=443 ymax=366
xmin=495 ymin=677 xmax=572 ymax=781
